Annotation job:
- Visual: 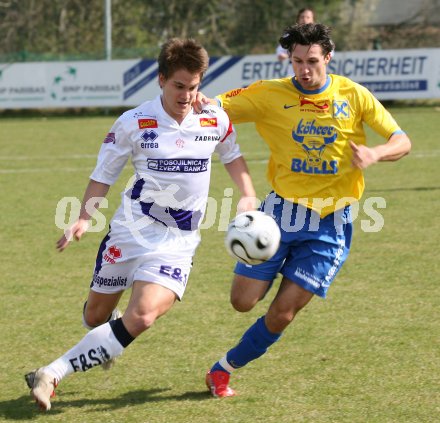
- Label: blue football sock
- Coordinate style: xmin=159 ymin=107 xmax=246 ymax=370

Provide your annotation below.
xmin=223 ymin=316 xmax=282 ymax=370
xmin=211 ymin=361 xmax=228 ymax=374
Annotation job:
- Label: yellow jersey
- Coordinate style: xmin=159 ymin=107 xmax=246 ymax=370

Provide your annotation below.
xmin=217 ymin=74 xmax=402 ymax=217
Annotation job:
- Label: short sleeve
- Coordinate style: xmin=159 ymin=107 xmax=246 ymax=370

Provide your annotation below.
xmin=217 ymin=81 xmax=268 ymax=124
xmin=90 ymin=117 xmax=132 ymax=185
xmin=359 ymin=85 xmax=402 ymax=140
xmin=215 ymin=116 xmax=242 ymax=164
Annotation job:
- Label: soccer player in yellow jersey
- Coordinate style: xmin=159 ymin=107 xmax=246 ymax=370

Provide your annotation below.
xmin=203 ymin=23 xmax=411 ymax=397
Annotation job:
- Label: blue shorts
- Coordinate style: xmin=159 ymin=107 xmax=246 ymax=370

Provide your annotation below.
xmin=234 ymin=192 xmax=353 ymax=298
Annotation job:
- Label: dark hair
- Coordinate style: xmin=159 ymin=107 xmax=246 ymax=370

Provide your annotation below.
xmin=279 ymin=23 xmax=334 ymax=56
xmin=158 ymin=38 xmax=209 ymax=79
xmin=296 ymin=7 xmax=315 ymax=23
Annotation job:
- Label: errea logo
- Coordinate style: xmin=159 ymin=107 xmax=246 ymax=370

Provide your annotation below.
xmin=104 ymin=245 xmax=122 ymax=264
xmin=140 ymin=130 xmax=159 ymax=148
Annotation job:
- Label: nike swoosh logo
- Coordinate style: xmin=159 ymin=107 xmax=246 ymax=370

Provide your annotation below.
xmin=283 ymin=104 xmax=296 ymax=109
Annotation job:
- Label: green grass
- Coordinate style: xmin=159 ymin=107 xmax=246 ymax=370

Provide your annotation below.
xmin=0 ymin=107 xmax=439 ymax=422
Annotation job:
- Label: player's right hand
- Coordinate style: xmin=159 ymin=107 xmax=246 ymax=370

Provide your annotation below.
xmin=56 ymin=219 xmax=89 ymax=252
xmin=237 ymin=196 xmax=259 ymax=214
xmin=350 ymin=141 xmax=379 ymax=169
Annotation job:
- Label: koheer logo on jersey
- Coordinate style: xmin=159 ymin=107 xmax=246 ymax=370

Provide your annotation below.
xmin=147 ymin=158 xmax=209 ymax=173
xmin=199 ymin=118 xmax=217 ymax=127
xmin=291 ymin=119 xmax=338 ymax=174
xmin=138 ymin=119 xmax=158 ymax=129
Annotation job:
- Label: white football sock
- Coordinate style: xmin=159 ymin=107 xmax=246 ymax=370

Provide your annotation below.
xmin=219 ymin=355 xmax=236 ymax=373
xmin=42 ymin=322 xmax=124 ymax=382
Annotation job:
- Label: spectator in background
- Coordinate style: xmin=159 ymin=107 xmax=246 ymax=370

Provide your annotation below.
xmin=373 ymin=37 xmax=382 ymax=50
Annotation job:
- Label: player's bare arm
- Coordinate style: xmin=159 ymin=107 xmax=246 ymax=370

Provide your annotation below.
xmin=277 ymin=51 xmax=289 ymax=61
xmin=224 ymin=156 xmax=258 ymax=213
xmin=350 ymin=133 xmax=411 ymax=169
xmin=56 ymin=179 xmax=110 ymax=252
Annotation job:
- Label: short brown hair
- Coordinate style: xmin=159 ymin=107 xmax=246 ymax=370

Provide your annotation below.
xmin=158 ymin=38 xmax=209 ymax=80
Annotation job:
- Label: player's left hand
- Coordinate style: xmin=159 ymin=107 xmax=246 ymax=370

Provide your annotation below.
xmin=193 ymin=91 xmax=214 ymax=113
xmin=350 ymin=141 xmax=379 ymax=169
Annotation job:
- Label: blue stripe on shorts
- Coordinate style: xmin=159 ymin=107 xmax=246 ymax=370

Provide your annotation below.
xmin=234 ymin=192 xmax=353 ymax=298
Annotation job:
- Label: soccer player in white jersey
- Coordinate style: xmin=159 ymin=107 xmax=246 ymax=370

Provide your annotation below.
xmin=196 ymin=23 xmax=411 ymax=397
xmin=24 ymin=38 xmax=256 ymax=411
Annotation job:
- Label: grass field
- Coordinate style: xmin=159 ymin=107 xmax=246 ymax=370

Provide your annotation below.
xmin=0 ymin=107 xmax=439 ymax=422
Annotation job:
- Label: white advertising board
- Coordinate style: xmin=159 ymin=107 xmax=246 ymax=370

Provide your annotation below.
xmin=0 ymin=48 xmax=438 ymax=109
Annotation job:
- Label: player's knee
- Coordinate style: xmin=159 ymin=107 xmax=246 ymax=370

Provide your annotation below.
xmin=278 ymin=310 xmax=296 ymax=326
xmin=126 ymin=312 xmax=157 ymax=336
xmin=230 ymin=293 xmax=258 ymax=312
xmin=83 ymin=311 xmax=106 ymax=329
xmin=83 ymin=302 xmax=111 ymax=329
xmin=267 ymin=308 xmax=298 ymax=332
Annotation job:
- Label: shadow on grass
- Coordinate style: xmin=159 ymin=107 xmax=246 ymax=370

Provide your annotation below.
xmin=0 ymin=388 xmax=211 ymax=420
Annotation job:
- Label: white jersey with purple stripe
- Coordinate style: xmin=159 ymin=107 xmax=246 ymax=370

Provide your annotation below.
xmin=90 ymin=95 xmax=241 ymax=233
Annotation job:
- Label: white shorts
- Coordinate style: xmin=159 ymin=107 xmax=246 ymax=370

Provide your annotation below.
xmin=90 ymin=208 xmax=201 ymax=300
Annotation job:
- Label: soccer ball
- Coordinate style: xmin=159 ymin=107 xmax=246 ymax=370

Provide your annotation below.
xmin=225 ymin=210 xmax=281 ymax=265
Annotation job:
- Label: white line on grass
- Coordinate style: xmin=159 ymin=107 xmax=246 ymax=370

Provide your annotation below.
xmin=0 ymin=167 xmax=93 ymax=174
xmin=410 ymin=151 xmax=440 ymax=158
xmin=0 ymin=154 xmax=96 ymax=161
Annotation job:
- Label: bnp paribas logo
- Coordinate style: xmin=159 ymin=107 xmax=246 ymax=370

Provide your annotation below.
xmin=50 ymin=66 xmax=77 ymax=101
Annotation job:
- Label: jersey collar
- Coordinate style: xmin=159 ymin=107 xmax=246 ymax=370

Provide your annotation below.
xmin=291 ymin=75 xmax=331 ymax=95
